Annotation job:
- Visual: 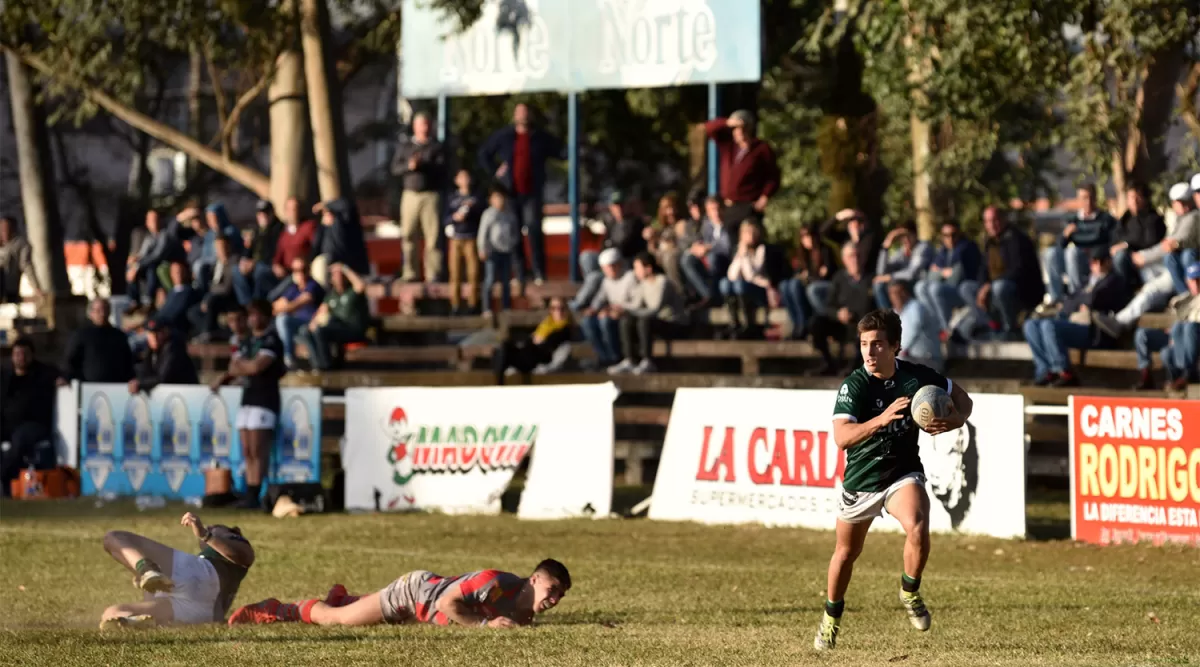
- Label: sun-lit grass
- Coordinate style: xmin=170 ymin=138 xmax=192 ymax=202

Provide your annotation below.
xmin=1 ymin=498 xmax=1198 ymax=666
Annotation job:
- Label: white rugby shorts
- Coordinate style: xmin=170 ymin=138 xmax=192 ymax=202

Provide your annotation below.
xmin=235 ymin=406 xmax=277 ymax=431
xmin=838 ymin=472 xmax=927 ymax=524
xmin=156 ymin=550 xmax=221 ymax=624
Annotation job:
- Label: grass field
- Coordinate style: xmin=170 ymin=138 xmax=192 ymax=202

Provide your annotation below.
xmin=1 ymin=495 xmax=1198 ymax=667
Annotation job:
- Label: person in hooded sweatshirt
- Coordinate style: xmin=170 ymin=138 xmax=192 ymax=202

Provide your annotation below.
xmin=311 ymin=198 xmax=370 ymax=286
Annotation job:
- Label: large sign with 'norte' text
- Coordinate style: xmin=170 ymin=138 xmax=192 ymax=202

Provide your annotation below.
xmin=400 ymin=0 xmax=762 ymax=97
xmin=1070 ymin=396 xmax=1200 ymax=547
xmin=649 ymin=388 xmax=1026 ymax=538
xmin=343 ymin=384 xmax=616 ymax=518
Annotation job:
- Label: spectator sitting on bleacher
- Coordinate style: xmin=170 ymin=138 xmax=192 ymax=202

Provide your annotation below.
xmin=193 ymin=203 xmax=243 ymax=290
xmin=1022 ymin=246 xmax=1130 ymax=387
xmin=273 ymin=258 xmax=325 ymax=370
xmin=191 ymin=237 xmax=241 ymax=343
xmin=0 ymin=216 xmax=42 ymax=305
xmin=126 ymin=207 xmax=194 ymax=313
xmin=1110 ymin=182 xmax=1165 ymax=288
xmin=601 ymin=190 xmax=646 ymax=262
xmin=648 ymin=192 xmax=685 ymax=289
xmin=311 ymin=198 xmax=370 ymax=285
xmin=914 ymin=220 xmax=982 ymax=341
xmin=671 ymin=210 xmax=714 ymax=307
xmin=125 ymin=210 xmax=164 ymax=311
xmin=493 ymin=297 xmax=573 ymax=384
xmin=965 ymin=207 xmax=1043 ymax=339
xmin=699 ymin=196 xmax=734 ymax=297
xmin=781 ymin=222 xmax=837 ymax=340
xmin=610 ymin=252 xmax=689 ymax=375
xmin=129 ymin=318 xmax=198 ymax=394
xmin=445 ymin=169 xmax=484 ymax=315
xmin=1095 ymin=182 xmax=1200 ymax=339
xmin=236 ymin=200 xmax=284 ymax=303
xmin=1 ymin=337 xmax=61 ymax=496
xmin=720 ymin=221 xmax=771 ymax=340
xmin=580 ymin=248 xmax=637 ymax=369
xmin=184 ymin=212 xmax=210 ymax=288
xmin=808 ymin=243 xmax=874 ymax=375
xmin=63 ymin=298 xmax=135 ymax=384
xmin=1042 ymin=183 xmax=1117 ymax=305
xmin=873 ymin=221 xmax=933 ymax=310
xmin=301 ymin=263 xmax=368 ymax=372
xmin=888 ymin=279 xmax=943 ymax=372
xmin=149 ymin=261 xmax=199 ymax=339
xmin=1132 ymin=260 xmax=1200 ymax=391
xmin=478 ymin=186 xmax=520 ymax=316
xmin=271 ymin=197 xmax=317 ymax=298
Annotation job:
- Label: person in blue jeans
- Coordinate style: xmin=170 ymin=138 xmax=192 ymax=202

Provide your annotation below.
xmin=1132 ymin=260 xmax=1200 ymax=391
xmin=272 ymin=258 xmax=325 ymax=369
xmin=579 ymin=249 xmax=637 ymax=368
xmin=1042 ymin=183 xmax=1117 ymax=303
xmin=913 ymin=220 xmax=982 ymax=340
xmin=781 ymin=222 xmax=836 ymax=339
xmin=1022 ymin=247 xmax=1129 ymax=387
xmin=719 ymin=221 xmax=771 ymax=339
xmin=478 ymin=187 xmax=520 ymax=314
xmin=872 ymin=221 xmax=932 ymax=310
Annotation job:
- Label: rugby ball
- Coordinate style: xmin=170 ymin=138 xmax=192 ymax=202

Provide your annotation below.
xmin=911 ymin=385 xmax=954 ymax=431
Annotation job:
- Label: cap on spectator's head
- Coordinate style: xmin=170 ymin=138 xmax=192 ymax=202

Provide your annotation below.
xmin=598 ymin=248 xmax=622 ymax=267
xmin=730 ymin=109 xmax=756 ymax=132
xmin=1168 ymin=182 xmax=1193 ymax=202
xmin=255 ymin=199 xmax=273 ymax=213
xmin=1191 ymin=173 xmax=1200 ymax=192
xmin=1187 ymin=262 xmax=1200 ymax=281
xmin=608 ymin=190 xmax=625 ymax=205
xmin=1089 ymin=245 xmax=1111 ymax=263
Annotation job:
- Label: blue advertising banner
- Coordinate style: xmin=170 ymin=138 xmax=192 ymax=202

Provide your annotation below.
xmin=400 ymin=0 xmax=761 ymax=97
xmin=78 ymin=384 xmax=321 ymax=498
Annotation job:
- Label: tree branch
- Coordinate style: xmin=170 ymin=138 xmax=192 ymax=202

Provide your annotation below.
xmin=202 ymin=41 xmax=232 ymax=160
xmin=1177 ymin=61 xmax=1200 ymax=140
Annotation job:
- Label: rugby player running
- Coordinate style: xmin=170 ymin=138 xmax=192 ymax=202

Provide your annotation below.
xmin=813 ymin=309 xmax=973 ymax=650
xmin=228 ymin=558 xmax=569 ymax=629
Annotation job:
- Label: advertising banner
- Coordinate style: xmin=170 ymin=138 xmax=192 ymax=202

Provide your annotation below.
xmin=343 ymin=384 xmax=616 ymax=517
xmin=400 ymin=0 xmax=762 ymax=97
xmin=78 ymin=384 xmax=321 ymax=498
xmin=650 ymin=388 xmax=1026 ymax=538
xmin=1070 ymin=396 xmax=1200 ymax=547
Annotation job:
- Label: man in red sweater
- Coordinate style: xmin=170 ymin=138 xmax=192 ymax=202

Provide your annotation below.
xmin=273 ymin=197 xmax=316 ymax=282
xmin=704 ymin=110 xmax=781 ymax=230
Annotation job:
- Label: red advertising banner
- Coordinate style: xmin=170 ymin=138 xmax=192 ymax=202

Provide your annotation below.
xmin=1070 ymin=396 xmax=1200 ymax=547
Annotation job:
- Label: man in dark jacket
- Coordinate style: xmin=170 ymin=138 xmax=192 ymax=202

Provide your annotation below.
xmin=1 ymin=338 xmax=61 ymax=495
xmin=1110 ymin=183 xmax=1166 ymax=287
xmin=63 ymin=298 xmax=135 ymax=383
xmin=1022 ymin=247 xmax=1131 ymax=387
xmin=974 ymin=207 xmax=1044 ymax=337
xmin=312 ymin=198 xmax=370 ymax=284
xmin=191 ymin=237 xmax=241 ymax=341
xmin=129 ymin=319 xmax=198 ymax=395
xmin=477 ymin=103 xmax=566 ymax=284
xmin=392 ymin=112 xmax=446 ymax=283
xmin=600 ymin=191 xmax=646 ymax=261
xmin=236 ymin=199 xmax=284 ymax=303
xmin=809 ymin=244 xmax=875 ymax=375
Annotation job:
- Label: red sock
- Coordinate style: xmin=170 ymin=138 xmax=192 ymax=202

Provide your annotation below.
xmin=298 ymin=599 xmax=319 ymax=624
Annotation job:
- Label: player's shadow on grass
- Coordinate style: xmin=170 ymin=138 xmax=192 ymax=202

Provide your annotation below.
xmin=540 ymin=611 xmax=632 ymax=627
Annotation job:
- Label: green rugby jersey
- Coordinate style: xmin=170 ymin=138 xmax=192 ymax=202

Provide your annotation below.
xmin=831 ymin=360 xmax=951 ymax=493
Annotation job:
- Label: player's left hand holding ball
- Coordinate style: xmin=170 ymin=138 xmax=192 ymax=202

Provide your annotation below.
xmin=181 ymin=512 xmax=207 ymax=539
xmin=923 ymin=403 xmax=964 ymax=436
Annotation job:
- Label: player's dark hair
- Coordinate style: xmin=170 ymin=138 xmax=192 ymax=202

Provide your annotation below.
xmin=534 ymin=558 xmax=571 ymax=590
xmin=246 ymin=299 xmax=272 ymax=319
xmin=857 ymin=308 xmax=902 ymax=347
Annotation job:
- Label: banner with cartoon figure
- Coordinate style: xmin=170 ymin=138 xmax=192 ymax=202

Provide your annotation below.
xmin=77 ymin=383 xmax=321 ymax=498
xmin=343 ymin=384 xmax=617 ymax=517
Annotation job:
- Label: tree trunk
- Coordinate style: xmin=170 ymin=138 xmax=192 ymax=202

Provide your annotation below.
xmin=903 ymin=1 xmax=935 ymax=240
xmin=268 ymin=43 xmax=310 ymax=210
xmin=6 ymin=52 xmax=71 ymax=297
xmin=301 ymin=0 xmax=353 ymax=202
xmin=187 ymin=46 xmax=204 ymax=187
xmin=1127 ymin=44 xmax=1186 ymax=189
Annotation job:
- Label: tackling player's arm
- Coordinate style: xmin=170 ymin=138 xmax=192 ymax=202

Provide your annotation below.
xmin=924 ymin=381 xmax=973 ymax=435
xmin=434 ymin=581 xmax=517 ymax=629
xmin=181 ymin=512 xmax=255 ymax=567
xmin=832 ymin=397 xmax=910 ymax=450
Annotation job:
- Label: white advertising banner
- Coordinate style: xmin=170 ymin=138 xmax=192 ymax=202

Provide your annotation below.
xmin=55 ymin=381 xmax=80 ymax=469
xmin=343 ymin=384 xmax=617 ymax=517
xmin=650 ymin=388 xmax=1026 ymax=538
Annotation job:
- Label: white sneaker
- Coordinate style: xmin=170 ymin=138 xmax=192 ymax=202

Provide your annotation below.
xmin=632 ymin=359 xmax=656 ymax=375
xmin=813 ymin=612 xmax=840 ymax=650
xmin=607 ymin=359 xmax=636 ymax=375
xmin=531 ymin=364 xmax=551 ymax=375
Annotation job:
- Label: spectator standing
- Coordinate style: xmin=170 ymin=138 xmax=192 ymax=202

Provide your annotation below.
xmin=392 ymin=112 xmax=446 ymax=283
xmin=129 ymin=319 xmax=199 ymax=394
xmin=781 ymin=222 xmax=838 ymax=340
xmin=610 ymin=252 xmax=689 ymax=375
xmin=703 ymin=110 xmax=781 ymax=228
xmin=445 ymin=169 xmax=485 ymax=314
xmin=311 ymin=198 xmax=370 ymax=284
xmin=720 ymin=221 xmax=771 ymax=339
xmin=191 ymin=237 xmax=241 ymax=342
xmin=873 ymin=222 xmax=933 ymax=310
xmin=477 ymin=187 xmax=520 ymax=315
xmin=0 ymin=216 xmax=42 ymax=304
xmin=581 ymin=249 xmax=638 ymax=369
xmin=913 ymin=220 xmax=982 ymax=339
xmin=0 ymin=338 xmax=61 ymax=495
xmin=1132 ymin=261 xmax=1200 ymax=391
xmin=493 ymin=297 xmax=573 ymax=383
xmin=809 ymin=244 xmax=874 ymax=375
xmin=970 ymin=207 xmax=1044 ymax=338
xmin=272 ymin=258 xmax=325 ymax=369
xmin=1043 ymin=184 xmax=1117 ymax=304
xmin=301 ymin=263 xmax=369 ymax=371
xmin=237 ymin=200 xmax=284 ymax=304
xmin=1022 ymin=247 xmax=1130 ymax=387
xmin=63 ymin=299 xmax=135 ymax=384
xmin=888 ymin=279 xmax=943 ymax=372
xmin=1110 ymin=183 xmax=1165 ymax=287
xmin=477 ymin=103 xmax=566 ymax=285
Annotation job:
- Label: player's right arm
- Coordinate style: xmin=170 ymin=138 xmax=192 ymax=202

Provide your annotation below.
xmin=831 ymin=376 xmax=908 ymax=450
xmin=434 ymin=573 xmax=518 ymax=629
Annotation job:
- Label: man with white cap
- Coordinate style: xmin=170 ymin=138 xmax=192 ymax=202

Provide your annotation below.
xmin=1131 ymin=259 xmax=1200 ymax=391
xmin=578 ymin=248 xmax=638 ymax=369
xmin=704 ymin=110 xmax=781 ymax=229
xmin=1095 ymin=181 xmax=1200 ymax=338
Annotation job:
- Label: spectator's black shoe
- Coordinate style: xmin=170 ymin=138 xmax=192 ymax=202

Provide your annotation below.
xmin=1050 ymin=370 xmax=1080 ymax=387
xmin=1033 ymin=372 xmax=1058 ymax=387
xmin=1132 ymin=369 xmax=1155 ymax=391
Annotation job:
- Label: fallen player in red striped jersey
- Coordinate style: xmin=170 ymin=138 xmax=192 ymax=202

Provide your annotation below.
xmin=228 ymin=559 xmax=570 ymax=628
